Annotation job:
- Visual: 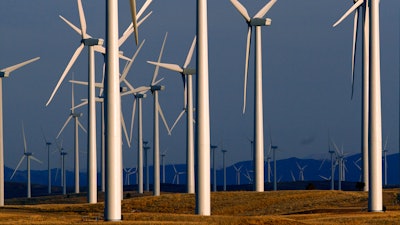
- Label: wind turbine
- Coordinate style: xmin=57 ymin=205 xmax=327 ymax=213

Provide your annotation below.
xmin=46 ymin=0 xmax=105 ymax=204
xmin=0 ymin=56 xmax=39 ymax=205
xmin=70 ymin=39 xmax=147 ymax=193
xmin=221 ymin=149 xmax=227 ymax=191
xmin=172 ymin=165 xmax=185 ymax=185
xmin=296 ymin=162 xmax=307 ymax=181
xmin=124 ymin=167 xmax=137 ymax=185
xmin=268 ymin=130 xmax=278 ymax=191
xmin=233 ymin=164 xmax=242 ymax=185
xmin=147 ymin=35 xmax=196 ymax=194
xmin=143 ymin=142 xmax=150 ymax=192
xmin=10 ymin=122 xmax=42 ymax=198
xmin=331 ymin=139 xmax=347 ymax=191
xmin=328 ymin=145 xmax=336 ymax=190
xmin=230 ymin=0 xmax=277 ymax=192
xmin=161 ymin=150 xmax=167 ymax=183
xmin=55 ymin=139 xmax=68 ymax=195
xmin=333 ymin=0 xmax=370 ymax=193
xmin=146 ymin=33 xmax=171 ymax=196
xmin=383 ymin=136 xmax=389 ymax=186
xmin=41 ymin=128 xmax=52 ymax=194
xmin=57 ymin=80 xmax=86 ymax=194
xmin=210 ymin=145 xmax=218 ymax=192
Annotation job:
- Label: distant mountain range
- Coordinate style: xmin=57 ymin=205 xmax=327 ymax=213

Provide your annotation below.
xmin=6 ymin=152 xmax=400 ymax=194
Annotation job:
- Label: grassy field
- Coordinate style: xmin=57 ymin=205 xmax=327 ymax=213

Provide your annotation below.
xmin=1 ymin=189 xmax=400 ymax=224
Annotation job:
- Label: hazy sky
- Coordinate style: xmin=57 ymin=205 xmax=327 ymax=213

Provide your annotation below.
xmin=0 ymin=0 xmax=399 ymax=173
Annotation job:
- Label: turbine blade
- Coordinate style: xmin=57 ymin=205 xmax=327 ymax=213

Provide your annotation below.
xmin=129 ymin=0 xmax=139 ymax=45
xmin=10 ymin=156 xmax=26 ymax=180
xmin=243 ymin=26 xmax=252 ymax=114
xmin=129 ymin=98 xmax=137 ymax=143
xmin=351 ymin=8 xmax=360 ymax=99
xmin=0 ymin=57 xmax=40 ymax=74
xmin=137 ymin=0 xmax=152 ymax=19
xmin=183 ymin=36 xmax=197 ymax=69
xmin=46 ymin=43 xmax=84 ymax=106
xmin=57 ymin=116 xmax=73 ymax=138
xmin=147 ymin=61 xmax=183 ymax=73
xmin=59 ymin=15 xmax=82 ymax=37
xmin=31 ymin=156 xmax=43 ymax=164
xmin=21 ymin=122 xmax=27 ymax=153
xmin=230 ymin=0 xmax=251 ymax=22
xmin=119 ymin=11 xmax=152 ymax=47
xmin=72 ymin=99 xmax=88 ymax=111
xmin=152 ymin=32 xmax=168 ymax=85
xmin=71 ymin=77 xmax=75 ymax=111
xmin=330 ymin=139 xmax=341 ymax=155
xmin=121 ymin=110 xmax=131 ymax=148
xmin=77 ymin=0 xmax=88 ymax=39
xmin=158 ymin=102 xmax=171 ymax=135
xmin=170 ymin=110 xmax=185 ymax=133
xmin=77 ymin=119 xmax=87 ymax=133
xmin=333 ymin=0 xmax=364 ymax=27
xmin=120 ymin=40 xmax=146 ymax=81
xmin=254 ymin=0 xmax=278 ymax=18
xmin=40 ymin=126 xmax=48 ymax=144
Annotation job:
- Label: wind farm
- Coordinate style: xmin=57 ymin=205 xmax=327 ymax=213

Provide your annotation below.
xmin=1 ymin=0 xmax=400 ymax=224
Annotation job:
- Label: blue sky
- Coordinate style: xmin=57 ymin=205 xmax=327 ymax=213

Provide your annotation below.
xmin=0 ymin=0 xmax=399 ymax=173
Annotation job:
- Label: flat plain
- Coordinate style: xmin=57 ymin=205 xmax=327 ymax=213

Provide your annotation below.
xmin=1 ymin=189 xmax=400 ymax=224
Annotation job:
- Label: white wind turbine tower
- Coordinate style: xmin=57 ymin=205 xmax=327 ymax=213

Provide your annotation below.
xmin=233 ymin=164 xmax=242 ymax=185
xmin=147 ymin=35 xmax=197 ymax=194
xmin=230 ymin=0 xmax=277 ymax=192
xmin=41 ymin=128 xmax=52 ymax=194
xmin=335 ymin=0 xmax=383 ymax=212
xmin=143 ymin=142 xmax=150 ymax=192
xmin=57 ymin=81 xmax=86 ymax=194
xmin=146 ymin=33 xmax=172 ymax=196
xmin=10 ymin=122 xmax=42 ymax=198
xmin=0 ymin=56 xmax=39 ymax=205
xmin=196 ymin=0 xmax=211 ymax=215
xmin=46 ymin=0 xmax=103 ymax=204
xmin=104 ymin=0 xmax=121 ymax=220
xmin=333 ymin=0 xmax=370 ymax=193
xmin=296 ymin=162 xmax=307 ymax=181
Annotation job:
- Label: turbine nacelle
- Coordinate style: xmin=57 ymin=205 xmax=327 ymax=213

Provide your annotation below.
xmin=71 ymin=112 xmax=83 ymax=118
xmin=136 ymin=93 xmax=146 ymax=98
xmin=24 ymin=152 xmax=33 ymax=157
xmin=150 ymin=85 xmax=165 ymax=92
xmin=249 ymin=18 xmax=272 ymax=27
xmin=0 ymin=72 xmax=10 ymax=78
xmin=82 ymin=38 xmax=104 ymax=46
xmin=120 ymin=86 xmax=128 ymax=93
xmin=182 ymin=68 xmax=196 ymax=75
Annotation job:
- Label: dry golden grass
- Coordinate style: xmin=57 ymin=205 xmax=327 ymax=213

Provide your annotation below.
xmin=1 ymin=189 xmax=400 ymax=224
